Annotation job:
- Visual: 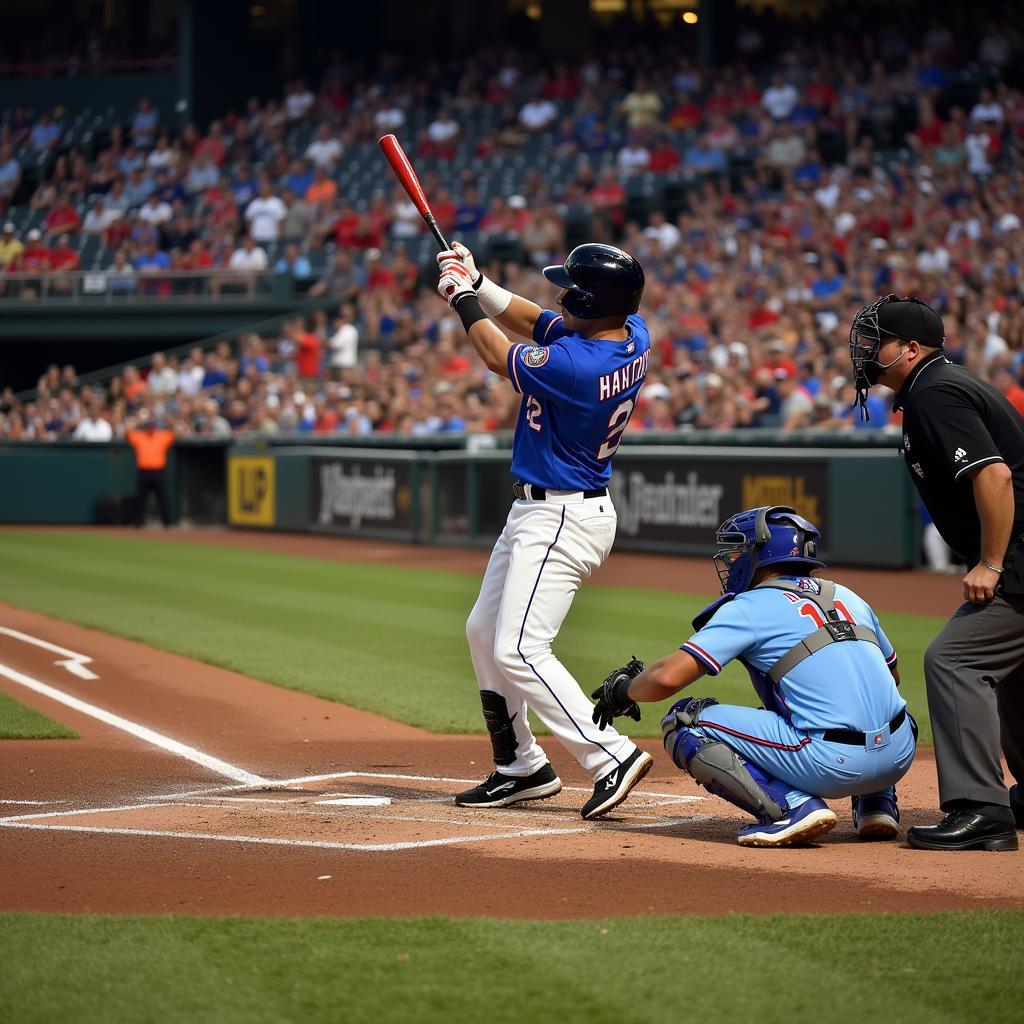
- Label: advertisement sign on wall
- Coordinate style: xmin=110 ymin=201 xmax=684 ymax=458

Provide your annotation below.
xmin=227 ymin=455 xmax=276 ymax=527
xmin=310 ymin=456 xmax=415 ymax=537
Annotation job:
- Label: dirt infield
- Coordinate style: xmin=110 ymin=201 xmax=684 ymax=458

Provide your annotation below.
xmin=1 ymin=590 xmax=1020 ymax=919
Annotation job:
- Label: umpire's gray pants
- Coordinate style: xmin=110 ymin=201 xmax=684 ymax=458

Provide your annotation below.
xmin=924 ymin=592 xmax=1024 ymax=810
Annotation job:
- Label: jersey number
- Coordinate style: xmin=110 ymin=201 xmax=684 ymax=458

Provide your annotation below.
xmin=526 ymin=395 xmax=542 ymax=432
xmin=798 ymin=600 xmax=856 ymax=628
xmin=597 ymin=399 xmax=635 ymax=460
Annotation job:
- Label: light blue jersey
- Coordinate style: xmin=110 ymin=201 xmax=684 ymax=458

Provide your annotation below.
xmin=681 ymin=576 xmax=903 ymax=733
xmin=505 ymin=310 xmax=650 ymax=490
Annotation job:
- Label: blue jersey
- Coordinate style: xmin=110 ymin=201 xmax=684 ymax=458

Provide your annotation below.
xmin=505 ymin=310 xmax=650 ymax=490
xmin=680 ymin=577 xmax=903 ymax=733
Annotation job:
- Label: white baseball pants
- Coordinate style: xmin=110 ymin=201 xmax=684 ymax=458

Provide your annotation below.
xmin=465 ymin=492 xmax=638 ymax=779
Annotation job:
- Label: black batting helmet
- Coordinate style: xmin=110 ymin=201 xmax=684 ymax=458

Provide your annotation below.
xmin=542 ymin=244 xmax=645 ymax=320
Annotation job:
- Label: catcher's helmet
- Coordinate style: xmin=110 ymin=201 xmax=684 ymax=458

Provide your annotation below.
xmin=542 ymin=243 xmax=644 ymax=320
xmin=713 ymin=505 xmax=825 ymax=595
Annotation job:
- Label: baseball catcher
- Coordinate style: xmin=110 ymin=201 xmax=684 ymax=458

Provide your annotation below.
xmin=592 ymin=505 xmax=918 ymax=847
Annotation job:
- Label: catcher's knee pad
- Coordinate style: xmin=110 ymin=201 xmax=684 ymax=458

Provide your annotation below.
xmin=479 ymin=690 xmax=518 ymax=766
xmin=670 ymin=733 xmax=789 ymax=823
xmin=661 ymin=696 xmax=719 ymax=748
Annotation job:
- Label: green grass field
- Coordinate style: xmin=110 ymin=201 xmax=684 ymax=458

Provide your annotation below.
xmin=3 ymin=910 xmax=1022 ymax=1024
xmin=0 ymin=531 xmax=942 ymax=741
xmin=0 ymin=531 xmax=1015 ymax=1024
xmin=0 ymin=689 xmax=76 ymax=739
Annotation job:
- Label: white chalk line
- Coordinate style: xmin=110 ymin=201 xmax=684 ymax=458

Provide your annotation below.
xmin=0 ymin=812 xmax=714 ymax=853
xmin=0 ymin=820 xmax=601 ymax=853
xmin=146 ymin=770 xmax=705 ymax=807
xmin=0 ymin=801 xmax=167 ymax=824
xmin=0 ymin=799 xmax=66 ymax=806
xmin=0 ymin=661 xmax=268 ymax=787
xmin=0 ymin=648 xmax=704 ymax=852
xmin=0 ymin=626 xmax=99 ymax=680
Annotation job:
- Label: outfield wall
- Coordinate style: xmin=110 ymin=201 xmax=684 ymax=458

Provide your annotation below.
xmin=0 ymin=438 xmax=917 ymax=566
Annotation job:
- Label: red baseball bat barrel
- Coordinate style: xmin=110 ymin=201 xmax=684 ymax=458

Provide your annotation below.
xmin=378 ymin=134 xmax=450 ymax=251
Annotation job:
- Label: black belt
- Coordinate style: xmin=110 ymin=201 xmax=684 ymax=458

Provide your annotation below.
xmin=513 ymin=481 xmax=607 ymax=501
xmin=822 ymin=708 xmax=907 ymax=746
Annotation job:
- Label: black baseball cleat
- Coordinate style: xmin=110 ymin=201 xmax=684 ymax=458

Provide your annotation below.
xmin=580 ymin=747 xmax=654 ymax=820
xmin=907 ymin=810 xmax=1019 ymax=852
xmin=455 ymin=763 xmax=562 ymax=808
xmin=1010 ymin=785 xmax=1024 ymax=830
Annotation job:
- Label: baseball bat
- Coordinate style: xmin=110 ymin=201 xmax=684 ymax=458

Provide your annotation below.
xmin=378 ymin=134 xmax=450 ymax=251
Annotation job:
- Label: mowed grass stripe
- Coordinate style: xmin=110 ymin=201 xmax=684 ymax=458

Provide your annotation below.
xmin=2 ymin=910 xmax=1021 ymax=1024
xmin=0 ymin=689 xmax=77 ymax=739
xmin=0 ymin=532 xmax=941 ymax=739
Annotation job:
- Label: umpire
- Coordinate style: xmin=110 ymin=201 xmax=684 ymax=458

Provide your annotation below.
xmin=850 ymin=294 xmax=1024 ymax=851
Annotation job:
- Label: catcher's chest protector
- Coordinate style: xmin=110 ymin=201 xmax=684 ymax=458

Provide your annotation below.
xmin=754 ymin=579 xmax=882 ymax=685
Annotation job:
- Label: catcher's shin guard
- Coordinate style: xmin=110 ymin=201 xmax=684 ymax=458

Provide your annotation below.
xmin=480 ymin=690 xmax=519 ymax=766
xmin=666 ymin=726 xmax=789 ymax=823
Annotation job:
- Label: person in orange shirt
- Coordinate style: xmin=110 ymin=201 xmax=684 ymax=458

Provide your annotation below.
xmin=304 ymin=167 xmax=337 ymax=209
xmin=126 ymin=410 xmax=176 ymax=526
xmin=122 ymin=365 xmax=149 ymax=403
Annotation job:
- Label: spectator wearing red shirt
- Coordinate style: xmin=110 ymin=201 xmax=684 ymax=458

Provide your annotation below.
xmin=314 ymin=401 xmax=339 ymax=433
xmin=7 ymin=229 xmax=52 ymax=273
xmin=430 ymin=188 xmax=457 ymax=237
xmin=333 ymin=201 xmax=361 ymax=249
xmin=704 ymin=81 xmax=735 ymax=119
xmin=804 ymin=72 xmax=838 ymax=112
xmin=365 ymin=249 xmax=397 ymax=293
xmin=589 ymin=166 xmax=626 ymax=231
xmin=544 ymin=65 xmax=578 ymax=102
xmin=44 ymin=196 xmax=81 ymax=241
xmin=648 ymin=136 xmax=681 ymax=174
xmin=667 ymin=92 xmax=702 ymax=131
xmin=43 ymin=233 xmax=79 ymax=296
xmin=194 ymin=122 xmax=228 ymax=166
xmin=914 ymin=103 xmax=945 ymax=148
xmin=49 ymin=235 xmax=79 ymax=272
xmin=288 ymin=319 xmax=321 ymax=382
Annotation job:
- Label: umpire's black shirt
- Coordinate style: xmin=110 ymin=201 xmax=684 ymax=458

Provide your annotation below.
xmin=894 ymin=350 xmax=1024 ymax=593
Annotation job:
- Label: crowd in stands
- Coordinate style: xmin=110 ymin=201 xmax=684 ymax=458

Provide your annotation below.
xmin=2 ymin=11 xmax=1024 ymax=439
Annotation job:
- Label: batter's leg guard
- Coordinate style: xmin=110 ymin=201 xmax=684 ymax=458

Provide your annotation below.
xmin=480 ymin=690 xmax=519 ymax=767
xmin=665 ymin=724 xmax=790 ymax=823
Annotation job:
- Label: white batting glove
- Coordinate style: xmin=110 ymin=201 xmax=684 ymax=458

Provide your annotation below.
xmin=437 ymin=260 xmax=476 ymax=307
xmin=436 ymin=241 xmax=480 ymax=286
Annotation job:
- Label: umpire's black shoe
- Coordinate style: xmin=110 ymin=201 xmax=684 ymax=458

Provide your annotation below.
xmin=455 ymin=763 xmax=561 ymax=808
xmin=580 ymin=747 xmax=654 ymax=820
xmin=907 ymin=810 xmax=1019 ymax=852
xmin=1010 ymin=785 xmax=1024 ymax=830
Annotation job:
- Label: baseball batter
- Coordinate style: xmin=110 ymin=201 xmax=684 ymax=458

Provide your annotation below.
xmin=435 ymin=241 xmax=654 ymax=819
xmin=592 ymin=505 xmax=918 ymax=846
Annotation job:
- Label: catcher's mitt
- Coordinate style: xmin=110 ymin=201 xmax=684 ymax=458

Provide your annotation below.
xmin=591 ymin=656 xmax=644 ymax=730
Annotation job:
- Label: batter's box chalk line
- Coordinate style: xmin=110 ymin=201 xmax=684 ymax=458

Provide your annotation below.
xmin=0 ymin=770 xmax=708 ymax=854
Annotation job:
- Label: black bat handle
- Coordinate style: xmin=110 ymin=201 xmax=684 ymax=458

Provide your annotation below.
xmin=424 ymin=213 xmax=449 ymax=251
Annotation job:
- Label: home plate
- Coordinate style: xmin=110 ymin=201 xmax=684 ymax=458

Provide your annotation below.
xmin=316 ymin=796 xmax=393 ymax=807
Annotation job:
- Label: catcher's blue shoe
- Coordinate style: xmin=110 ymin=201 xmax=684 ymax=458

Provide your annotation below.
xmin=736 ymin=797 xmax=837 ymax=848
xmin=852 ymin=790 xmax=900 ymax=840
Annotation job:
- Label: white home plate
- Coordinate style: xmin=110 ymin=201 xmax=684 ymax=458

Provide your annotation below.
xmin=316 ymin=796 xmax=393 ymax=807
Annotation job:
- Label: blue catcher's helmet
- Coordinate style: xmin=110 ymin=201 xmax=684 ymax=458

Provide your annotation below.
xmin=713 ymin=505 xmax=826 ymax=595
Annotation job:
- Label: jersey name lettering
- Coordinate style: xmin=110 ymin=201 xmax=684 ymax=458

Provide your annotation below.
xmin=598 ymin=350 xmax=649 ymax=402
